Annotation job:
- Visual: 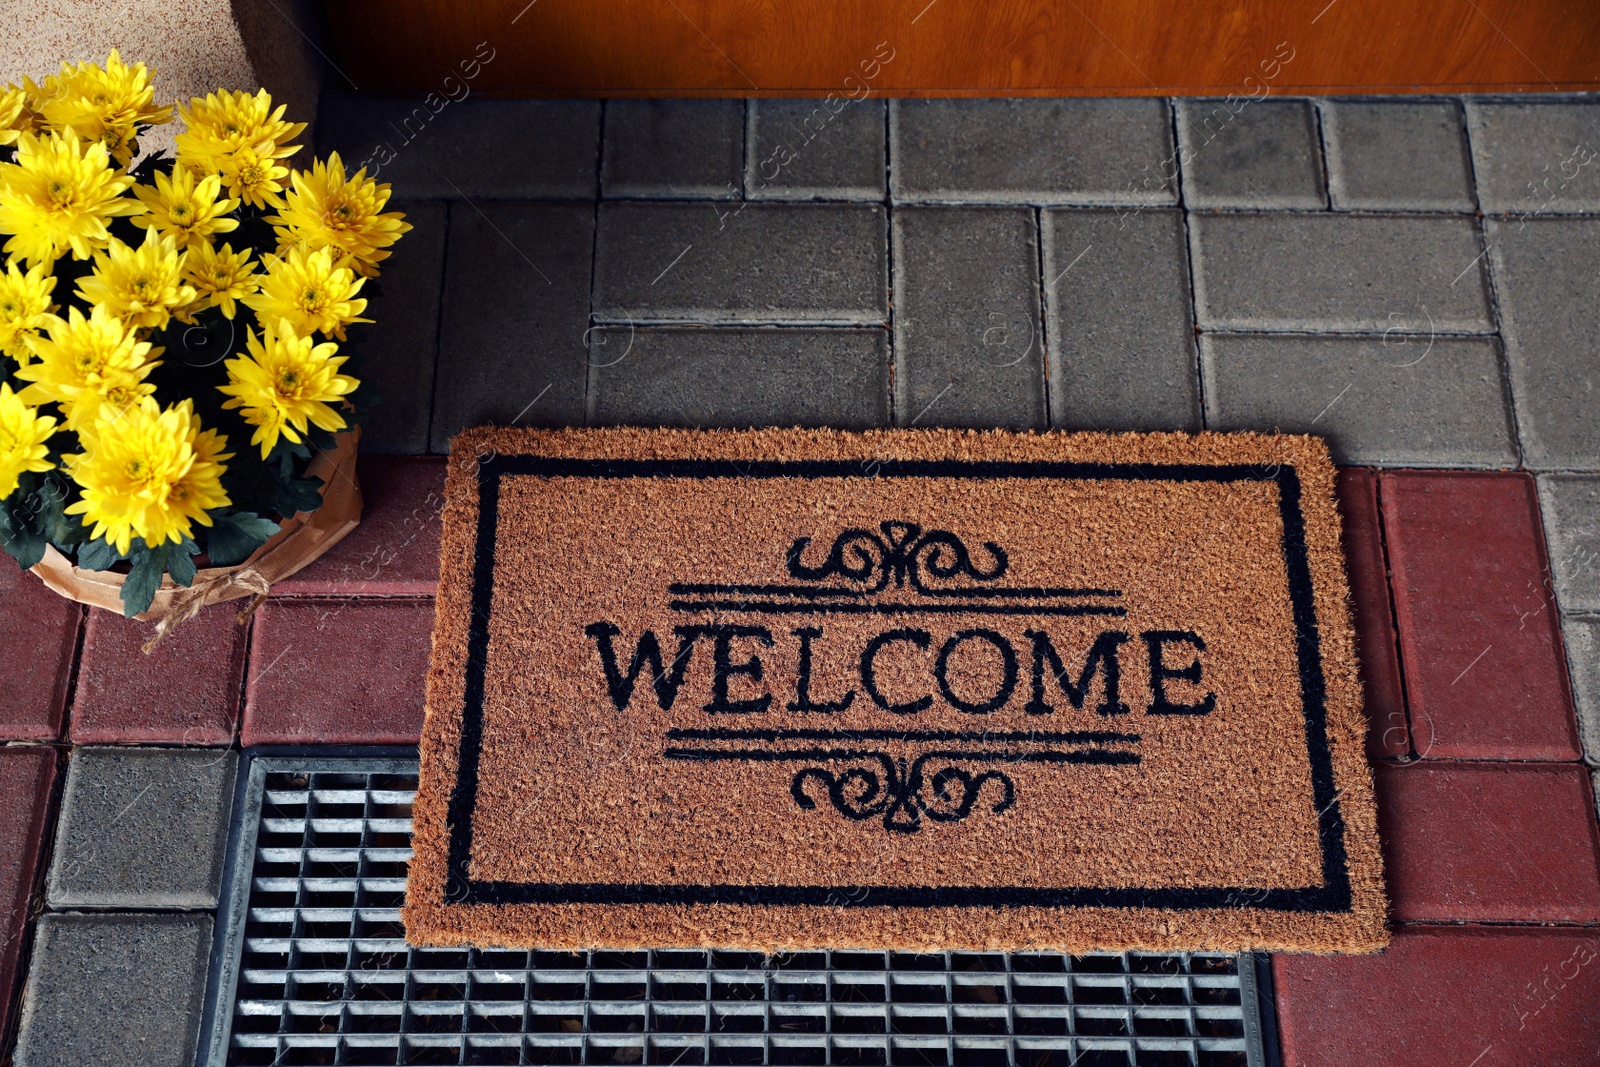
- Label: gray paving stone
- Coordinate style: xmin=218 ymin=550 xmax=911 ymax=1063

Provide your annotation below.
xmin=351 ymin=200 xmax=444 ymax=454
xmin=592 ymin=201 xmax=887 ymax=324
xmin=1044 ymin=209 xmax=1201 ymax=431
xmin=1200 ymin=335 xmax=1517 ymax=467
xmin=890 ymin=99 xmax=1176 ymax=205
xmin=1538 ymin=475 xmax=1600 ymax=614
xmin=1191 ymin=213 xmax=1492 ymax=332
xmin=1322 ymin=99 xmax=1475 ymax=211
xmin=316 ymin=92 xmax=599 ymax=199
xmin=892 ymin=207 xmax=1044 ymax=430
xmin=1485 ymin=217 xmax=1600 ymax=469
xmin=1466 ymin=99 xmax=1600 ymax=215
xmin=602 ymin=99 xmax=743 ymax=198
xmin=1176 ymin=99 xmax=1325 ymax=210
xmin=430 ymin=203 xmax=593 ymax=450
xmin=46 ymin=748 xmax=235 ymax=908
xmin=1562 ymin=616 xmax=1600 ymax=765
xmin=747 ymin=98 xmax=886 ymax=200
xmin=14 ymin=913 xmax=210 ymax=1067
xmin=587 ymin=327 xmax=889 ymax=428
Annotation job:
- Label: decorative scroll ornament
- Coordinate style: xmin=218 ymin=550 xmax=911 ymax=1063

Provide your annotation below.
xmin=789 ymin=750 xmax=1016 ymax=834
xmin=785 ymin=521 xmax=1009 ymax=594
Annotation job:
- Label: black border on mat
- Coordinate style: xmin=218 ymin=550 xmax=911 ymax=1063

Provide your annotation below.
xmin=443 ymin=456 xmax=1352 ymax=913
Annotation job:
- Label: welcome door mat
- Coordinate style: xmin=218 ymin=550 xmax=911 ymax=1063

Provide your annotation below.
xmin=406 ymin=427 xmax=1387 ymax=954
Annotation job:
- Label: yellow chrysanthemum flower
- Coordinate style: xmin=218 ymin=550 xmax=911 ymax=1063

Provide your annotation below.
xmin=132 ymin=167 xmax=239 ymax=248
xmin=218 ymin=320 xmax=357 ymax=458
xmin=36 ymin=50 xmax=173 ymax=168
xmin=0 ymin=259 xmax=57 ymax=364
xmin=269 ymin=153 xmax=410 ymax=276
xmin=181 ymin=239 xmax=255 ymax=319
xmin=216 ymin=145 xmax=291 ymax=209
xmin=244 ymin=244 xmax=369 ymax=340
xmin=0 ymin=381 xmax=57 ymax=497
xmin=175 ymin=88 xmax=304 ymax=171
xmin=17 ymin=304 xmax=159 ymax=431
xmin=64 ymin=396 xmax=231 ymax=555
xmin=0 ymin=132 xmax=142 ymax=264
xmin=76 ymin=228 xmax=196 ymax=330
xmin=0 ymin=86 xmax=29 ymax=147
xmin=175 ymin=92 xmax=301 ymax=208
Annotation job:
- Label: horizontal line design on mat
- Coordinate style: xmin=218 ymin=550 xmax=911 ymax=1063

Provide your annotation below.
xmin=668 ymin=583 xmax=1124 ymax=599
xmin=668 ymin=599 xmax=1127 ymax=616
xmin=458 ymin=880 xmax=1346 ymax=910
xmin=663 ymin=747 xmax=1141 ymax=765
xmin=491 ymin=457 xmax=1279 ymax=481
xmin=664 ymin=728 xmax=1141 ymax=744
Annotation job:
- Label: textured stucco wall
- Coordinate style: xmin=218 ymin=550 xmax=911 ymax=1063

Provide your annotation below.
xmin=0 ymin=0 xmax=325 ymax=156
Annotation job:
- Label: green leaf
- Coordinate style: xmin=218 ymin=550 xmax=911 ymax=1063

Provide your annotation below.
xmin=0 ymin=520 xmax=47 ymax=570
xmin=0 ymin=479 xmax=49 ymax=570
xmin=119 ymin=538 xmax=201 ymax=617
xmin=120 ymin=547 xmax=166 ymax=618
xmin=32 ymin=474 xmax=88 ymax=548
xmin=203 ymin=512 xmax=281 ymax=567
xmin=268 ymin=437 xmax=313 ymax=480
xmin=166 ymin=544 xmax=198 ymax=588
xmin=260 ymin=436 xmax=325 ymax=516
xmin=75 ymin=538 xmax=122 ymax=571
xmin=272 ymin=472 xmax=325 ymax=516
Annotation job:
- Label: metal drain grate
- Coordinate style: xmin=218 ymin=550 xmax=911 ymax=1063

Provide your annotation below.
xmin=202 ymin=757 xmax=1271 ymax=1067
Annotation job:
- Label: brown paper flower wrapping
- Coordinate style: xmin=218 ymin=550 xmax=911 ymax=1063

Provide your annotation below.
xmin=28 ymin=429 xmax=363 ymax=623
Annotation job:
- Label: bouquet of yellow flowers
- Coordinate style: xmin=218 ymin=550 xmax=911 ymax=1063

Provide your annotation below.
xmin=0 ymin=52 xmax=408 ymax=616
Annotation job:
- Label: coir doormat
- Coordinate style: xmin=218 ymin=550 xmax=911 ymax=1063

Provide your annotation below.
xmin=406 ymin=427 xmax=1386 ymax=954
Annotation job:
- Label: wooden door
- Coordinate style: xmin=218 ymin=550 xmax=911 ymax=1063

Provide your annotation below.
xmin=322 ymin=0 xmax=1600 ymax=95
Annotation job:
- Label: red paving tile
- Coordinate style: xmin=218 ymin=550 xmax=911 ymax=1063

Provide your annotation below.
xmin=1374 ymin=761 xmax=1600 ymax=923
xmin=69 ymin=604 xmax=247 ymax=745
xmin=1380 ymin=471 xmax=1581 ymax=761
xmin=0 ymin=747 xmax=57 ymax=1040
xmin=242 ymin=598 xmax=434 ymax=745
xmin=273 ymin=456 xmax=446 ymax=596
xmin=1336 ymin=468 xmax=1408 ymax=760
xmin=0 ymin=558 xmax=81 ymax=741
xmin=1274 ymin=926 xmax=1600 ymax=1067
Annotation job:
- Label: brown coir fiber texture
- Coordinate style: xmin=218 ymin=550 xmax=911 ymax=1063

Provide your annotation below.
xmin=405 ymin=427 xmax=1387 ymax=954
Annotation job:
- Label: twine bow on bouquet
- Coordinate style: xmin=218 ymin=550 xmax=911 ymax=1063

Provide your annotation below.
xmin=0 ymin=51 xmax=409 ymax=626
xmin=138 ymin=565 xmax=271 ymax=654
